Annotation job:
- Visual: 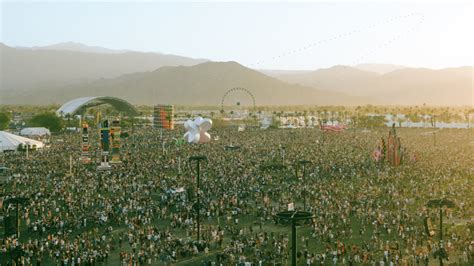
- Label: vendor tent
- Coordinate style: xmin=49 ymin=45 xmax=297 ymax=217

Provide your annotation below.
xmin=20 ymin=127 xmax=51 ymax=137
xmin=0 ymin=131 xmax=44 ymax=152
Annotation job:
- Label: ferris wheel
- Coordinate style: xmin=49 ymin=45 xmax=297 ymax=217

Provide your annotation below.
xmin=220 ymin=87 xmax=256 ymax=115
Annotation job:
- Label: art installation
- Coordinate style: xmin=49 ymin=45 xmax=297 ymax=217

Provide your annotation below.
xmin=98 ymin=120 xmax=111 ymax=170
xmin=386 ymin=124 xmax=403 ymax=166
xmin=183 ymin=117 xmax=212 ymax=144
xmin=153 ymin=104 xmax=175 ymax=129
xmin=110 ymin=119 xmax=121 ymax=164
xmin=80 ymin=122 xmax=91 ymax=164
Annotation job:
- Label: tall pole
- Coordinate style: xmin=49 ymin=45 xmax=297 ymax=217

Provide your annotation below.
xmin=291 ymin=220 xmax=297 ymax=266
xmin=16 ymin=202 xmax=20 ymax=238
xmin=69 ymin=155 xmax=73 ymax=176
xmin=281 ymin=146 xmax=286 ymax=163
xmin=427 ymin=198 xmax=454 ymax=266
xmin=439 ymin=206 xmax=443 ymax=266
xmin=298 ymin=160 xmax=310 ymax=212
xmin=303 ymin=163 xmax=306 ymax=211
xmin=276 ymin=211 xmax=313 ymax=266
xmin=189 ymin=155 xmax=207 ymax=241
xmin=160 ymin=130 xmax=166 ymax=155
xmin=197 ymin=160 xmax=200 ymax=241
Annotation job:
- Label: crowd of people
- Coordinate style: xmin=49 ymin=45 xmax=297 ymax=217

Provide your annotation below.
xmin=1 ymin=124 xmax=473 ymax=265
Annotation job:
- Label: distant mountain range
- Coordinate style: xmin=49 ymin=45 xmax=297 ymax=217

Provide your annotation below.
xmin=260 ymin=63 xmax=405 ymax=76
xmin=0 ymin=42 xmax=472 ymax=106
xmin=355 ymin=63 xmax=406 ymax=74
xmin=16 ymin=42 xmax=132 ymax=54
xmin=2 ymin=61 xmax=360 ymax=106
xmin=0 ymin=42 xmax=207 ymax=94
xmin=266 ymin=65 xmax=473 ymax=106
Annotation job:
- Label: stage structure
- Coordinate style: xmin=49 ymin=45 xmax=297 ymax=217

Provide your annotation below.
xmin=110 ymin=119 xmax=121 ymax=164
xmin=153 ymin=105 xmax=175 ymax=129
xmin=98 ymin=120 xmax=111 ymax=170
xmin=57 ymin=96 xmax=139 ymax=117
xmin=80 ymin=122 xmax=91 ymax=164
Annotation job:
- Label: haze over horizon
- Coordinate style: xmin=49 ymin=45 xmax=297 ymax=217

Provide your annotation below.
xmin=1 ymin=1 xmax=473 ymax=70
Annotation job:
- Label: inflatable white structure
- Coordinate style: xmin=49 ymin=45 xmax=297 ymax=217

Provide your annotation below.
xmin=183 ymin=117 xmax=212 ymax=144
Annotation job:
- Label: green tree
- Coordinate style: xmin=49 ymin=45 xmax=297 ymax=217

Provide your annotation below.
xmin=354 ymin=115 xmax=386 ymax=129
xmin=0 ymin=112 xmax=11 ymax=130
xmin=29 ymin=113 xmax=64 ymax=133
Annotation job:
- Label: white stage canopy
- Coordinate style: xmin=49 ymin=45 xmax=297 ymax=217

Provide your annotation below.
xmin=0 ymin=131 xmax=44 ymax=152
xmin=20 ymin=127 xmax=51 ymax=137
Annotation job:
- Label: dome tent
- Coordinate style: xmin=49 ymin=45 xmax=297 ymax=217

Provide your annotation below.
xmin=0 ymin=131 xmax=44 ymax=152
xmin=20 ymin=127 xmax=51 ymax=137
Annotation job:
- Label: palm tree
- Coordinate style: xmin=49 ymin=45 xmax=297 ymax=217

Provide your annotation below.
xmin=465 ymin=109 xmax=473 ymax=128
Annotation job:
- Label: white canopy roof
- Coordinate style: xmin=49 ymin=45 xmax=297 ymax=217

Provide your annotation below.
xmin=56 ymin=96 xmax=139 ymax=116
xmin=57 ymin=97 xmax=97 ymax=116
xmin=0 ymin=131 xmax=44 ymax=151
xmin=20 ymin=127 xmax=51 ymax=136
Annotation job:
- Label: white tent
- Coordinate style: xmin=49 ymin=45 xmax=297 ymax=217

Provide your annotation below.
xmin=0 ymin=131 xmax=44 ymax=152
xmin=20 ymin=127 xmax=51 ymax=137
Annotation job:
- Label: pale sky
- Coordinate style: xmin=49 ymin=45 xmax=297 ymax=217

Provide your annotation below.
xmin=1 ymin=1 xmax=473 ymax=70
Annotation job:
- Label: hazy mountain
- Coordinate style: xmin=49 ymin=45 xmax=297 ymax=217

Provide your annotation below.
xmin=0 ymin=42 xmax=208 ymax=93
xmin=1 ymin=42 xmax=471 ymax=106
xmin=268 ymin=65 xmax=473 ymax=106
xmin=259 ymin=69 xmax=313 ymax=76
xmin=1 ymin=61 xmax=362 ymax=106
xmin=355 ymin=63 xmax=406 ymax=74
xmin=267 ymin=66 xmax=379 ymax=94
xmin=23 ymin=42 xmax=130 ymax=54
xmin=372 ymin=67 xmax=473 ymax=106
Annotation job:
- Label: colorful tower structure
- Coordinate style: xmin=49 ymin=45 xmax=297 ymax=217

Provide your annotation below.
xmin=110 ymin=119 xmax=121 ymax=164
xmin=80 ymin=122 xmax=91 ymax=164
xmin=98 ymin=119 xmax=111 ymax=170
xmin=153 ymin=105 xmax=175 ymax=129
